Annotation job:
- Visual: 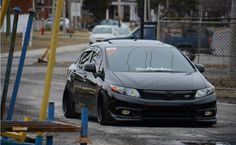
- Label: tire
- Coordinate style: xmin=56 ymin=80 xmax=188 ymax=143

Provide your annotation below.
xmin=179 ymin=47 xmax=196 ymax=61
xmin=97 ymin=92 xmax=114 ymax=125
xmin=62 ymin=88 xmax=78 ymax=118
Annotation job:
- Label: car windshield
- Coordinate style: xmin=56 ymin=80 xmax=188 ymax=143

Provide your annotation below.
xmin=93 ymin=27 xmax=113 ymax=34
xmin=106 ymin=46 xmax=195 ymax=73
xmin=115 ymin=27 xmax=130 ymax=35
xmin=100 ymin=20 xmax=118 ymax=25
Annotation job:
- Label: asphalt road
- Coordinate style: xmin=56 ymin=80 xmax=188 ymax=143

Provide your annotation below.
xmin=1 ymin=44 xmax=236 ymax=145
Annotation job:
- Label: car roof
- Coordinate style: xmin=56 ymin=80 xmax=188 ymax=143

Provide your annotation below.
xmin=94 ymin=25 xmax=116 ymax=29
xmin=113 ymin=26 xmax=130 ymax=30
xmin=91 ymin=39 xmax=174 ymax=49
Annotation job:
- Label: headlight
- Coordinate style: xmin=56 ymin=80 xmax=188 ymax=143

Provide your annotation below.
xmin=195 ymin=86 xmax=215 ymax=98
xmin=110 ymin=85 xmax=140 ymax=97
xmin=90 ymin=37 xmax=96 ymax=43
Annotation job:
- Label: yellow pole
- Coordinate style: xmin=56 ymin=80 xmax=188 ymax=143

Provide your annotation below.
xmin=39 ymin=0 xmax=64 ymax=121
xmin=0 ymin=0 xmax=10 ymax=28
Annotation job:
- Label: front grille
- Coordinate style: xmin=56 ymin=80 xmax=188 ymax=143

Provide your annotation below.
xmin=139 ymin=90 xmax=196 ymax=100
xmin=109 ymin=100 xmax=216 ymax=119
xmin=141 ymin=106 xmax=197 ymax=118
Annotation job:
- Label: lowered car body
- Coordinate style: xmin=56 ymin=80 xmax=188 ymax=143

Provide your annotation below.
xmin=62 ymin=40 xmax=217 ymax=125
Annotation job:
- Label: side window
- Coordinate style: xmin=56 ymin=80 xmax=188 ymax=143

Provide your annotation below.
xmin=77 ymin=51 xmax=92 ymax=66
xmin=90 ymin=48 xmax=103 ymax=71
xmin=90 ymin=47 xmax=102 ymax=63
xmin=90 ymin=51 xmax=101 ymax=63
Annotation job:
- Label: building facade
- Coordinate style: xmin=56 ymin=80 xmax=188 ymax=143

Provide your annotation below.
xmin=110 ymin=0 xmax=139 ymax=22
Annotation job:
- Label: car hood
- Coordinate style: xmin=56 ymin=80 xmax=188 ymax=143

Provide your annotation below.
xmin=112 ymin=72 xmax=206 ymax=90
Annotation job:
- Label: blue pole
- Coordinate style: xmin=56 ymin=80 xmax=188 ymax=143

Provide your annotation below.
xmin=47 ymin=102 xmax=55 ymax=120
xmin=46 ymin=102 xmax=54 ymax=145
xmin=1 ymin=7 xmax=21 ymax=120
xmin=81 ymin=107 xmax=88 ymax=145
xmin=35 ymin=136 xmax=43 ymax=145
xmin=7 ymin=9 xmax=35 ymax=120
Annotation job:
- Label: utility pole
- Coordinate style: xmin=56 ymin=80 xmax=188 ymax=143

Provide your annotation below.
xmin=67 ymin=0 xmax=72 ymax=31
xmin=52 ymin=0 xmax=56 ymax=22
xmin=157 ymin=4 xmax=161 ymax=40
xmin=62 ymin=1 xmax=66 ymax=35
xmin=144 ymin=0 xmax=146 ymax=21
xmin=230 ymin=0 xmax=236 ymax=79
xmin=140 ymin=0 xmax=144 ymax=39
xmin=144 ymin=0 xmax=150 ymax=21
xmin=75 ymin=0 xmax=78 ymax=30
xmin=106 ymin=9 xmax=109 ymax=19
xmin=197 ymin=1 xmax=203 ymax=63
xmin=32 ymin=0 xmax=35 ymax=9
xmin=81 ymin=0 xmax=84 ymax=30
xmin=147 ymin=0 xmax=150 ymax=21
xmin=166 ymin=0 xmax=169 ymax=16
xmin=118 ymin=0 xmax=121 ymax=27
xmin=6 ymin=1 xmax=10 ymax=38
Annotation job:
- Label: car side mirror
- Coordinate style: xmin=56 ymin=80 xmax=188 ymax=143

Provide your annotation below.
xmin=84 ymin=63 xmax=96 ymax=73
xmin=195 ymin=64 xmax=205 ymax=73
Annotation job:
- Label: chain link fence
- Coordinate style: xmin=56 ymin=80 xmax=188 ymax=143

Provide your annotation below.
xmin=157 ymin=20 xmax=236 ymax=88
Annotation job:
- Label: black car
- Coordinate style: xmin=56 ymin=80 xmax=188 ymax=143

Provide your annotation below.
xmin=62 ymin=39 xmax=217 ymax=125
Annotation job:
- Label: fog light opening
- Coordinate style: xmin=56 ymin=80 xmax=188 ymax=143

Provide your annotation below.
xmin=121 ymin=110 xmax=130 ymax=115
xmin=204 ymin=111 xmax=213 ymax=116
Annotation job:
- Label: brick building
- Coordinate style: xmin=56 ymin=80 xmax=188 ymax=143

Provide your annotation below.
xmin=10 ymin=0 xmax=52 ymax=19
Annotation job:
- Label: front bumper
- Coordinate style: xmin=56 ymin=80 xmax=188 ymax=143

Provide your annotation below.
xmin=107 ymin=92 xmax=217 ymax=123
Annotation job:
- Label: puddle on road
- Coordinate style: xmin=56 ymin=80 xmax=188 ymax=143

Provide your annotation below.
xmin=182 ymin=142 xmax=230 ymax=145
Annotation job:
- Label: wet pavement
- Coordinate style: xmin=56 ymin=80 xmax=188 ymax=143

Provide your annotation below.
xmin=1 ymin=44 xmax=236 ymax=145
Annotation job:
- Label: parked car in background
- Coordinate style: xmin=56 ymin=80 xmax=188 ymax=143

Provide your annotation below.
xmin=100 ymin=19 xmax=119 ymax=25
xmin=163 ymin=24 xmax=214 ymax=60
xmin=104 ymin=22 xmax=157 ymax=41
xmin=44 ymin=17 xmax=70 ymax=30
xmin=114 ymin=26 xmax=131 ymax=37
xmin=62 ymin=39 xmax=217 ymax=126
xmin=104 ymin=22 xmax=213 ymax=61
xmin=88 ymin=19 xmax=127 ymax=31
xmin=89 ymin=25 xmax=117 ymax=44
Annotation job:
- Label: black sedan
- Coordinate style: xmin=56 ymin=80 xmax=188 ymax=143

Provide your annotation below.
xmin=62 ymin=40 xmax=217 ymax=125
